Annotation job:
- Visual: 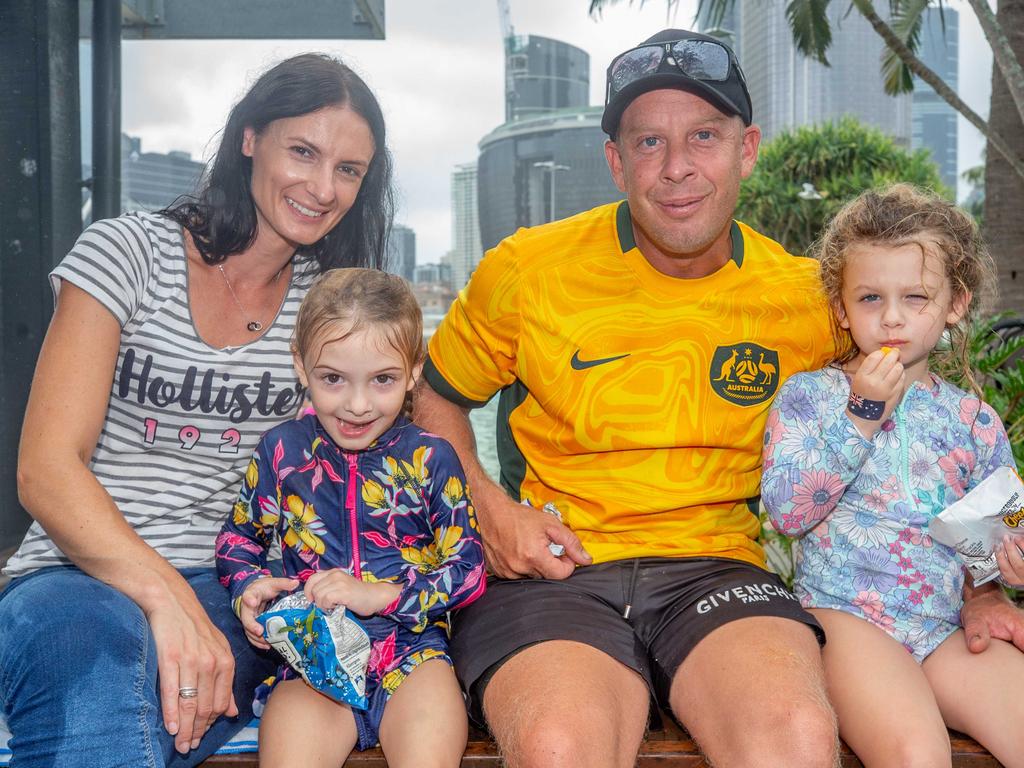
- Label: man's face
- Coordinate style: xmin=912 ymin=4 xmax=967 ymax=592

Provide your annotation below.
xmin=605 ymin=89 xmax=760 ymax=278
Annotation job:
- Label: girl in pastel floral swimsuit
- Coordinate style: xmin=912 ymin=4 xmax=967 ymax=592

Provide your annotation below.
xmin=761 ymin=184 xmax=1024 ymax=767
xmin=217 ymin=269 xmax=485 ymax=766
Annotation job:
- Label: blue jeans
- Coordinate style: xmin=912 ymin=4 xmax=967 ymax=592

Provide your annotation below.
xmin=0 ymin=566 xmax=276 ymax=767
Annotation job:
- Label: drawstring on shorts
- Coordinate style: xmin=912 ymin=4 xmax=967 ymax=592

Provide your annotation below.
xmin=623 ymin=558 xmax=640 ymax=619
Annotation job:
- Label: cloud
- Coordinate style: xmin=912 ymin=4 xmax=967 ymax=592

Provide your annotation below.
xmin=111 ymin=0 xmax=988 ymax=259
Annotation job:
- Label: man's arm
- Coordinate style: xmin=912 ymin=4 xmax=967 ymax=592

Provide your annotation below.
xmin=961 ymin=575 xmax=1024 ymax=653
xmin=413 ymin=380 xmax=590 ymax=580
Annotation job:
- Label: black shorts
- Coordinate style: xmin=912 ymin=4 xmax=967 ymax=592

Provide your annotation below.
xmin=449 ymin=557 xmax=825 ymax=723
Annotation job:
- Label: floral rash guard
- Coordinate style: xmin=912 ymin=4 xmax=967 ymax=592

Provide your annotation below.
xmin=761 ymin=366 xmax=1013 ymax=661
xmin=216 ymin=414 xmax=485 ymax=746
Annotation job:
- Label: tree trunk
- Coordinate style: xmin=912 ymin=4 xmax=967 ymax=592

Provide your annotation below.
xmin=984 ymin=0 xmax=1024 ymax=313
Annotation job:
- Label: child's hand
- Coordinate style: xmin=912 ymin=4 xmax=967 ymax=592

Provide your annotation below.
xmin=238 ymin=577 xmax=300 ymax=649
xmin=996 ymin=535 xmax=1024 ymax=587
xmin=304 ymin=569 xmax=403 ymax=616
xmin=847 ymin=347 xmax=906 ymax=438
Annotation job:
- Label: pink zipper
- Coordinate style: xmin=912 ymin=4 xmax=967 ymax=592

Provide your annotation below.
xmin=345 ymin=453 xmax=362 ymax=580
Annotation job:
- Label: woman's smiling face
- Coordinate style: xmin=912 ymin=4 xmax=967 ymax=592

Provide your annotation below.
xmin=242 ymin=105 xmax=375 ymax=257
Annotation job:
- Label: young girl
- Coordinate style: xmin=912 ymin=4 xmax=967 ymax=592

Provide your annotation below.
xmin=762 ymin=184 xmax=1024 ymax=766
xmin=216 ymin=268 xmax=485 ymax=767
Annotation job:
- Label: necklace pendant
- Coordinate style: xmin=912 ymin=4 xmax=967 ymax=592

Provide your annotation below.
xmin=246 ymin=320 xmax=263 ymax=332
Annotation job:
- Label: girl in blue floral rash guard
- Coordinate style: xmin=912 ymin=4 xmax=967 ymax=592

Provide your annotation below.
xmin=217 ymin=268 xmax=485 ymax=765
xmin=761 ymin=185 xmax=1024 ymax=766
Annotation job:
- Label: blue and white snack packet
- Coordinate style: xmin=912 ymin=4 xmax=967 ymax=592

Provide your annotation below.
xmin=257 ymin=592 xmax=372 ymax=709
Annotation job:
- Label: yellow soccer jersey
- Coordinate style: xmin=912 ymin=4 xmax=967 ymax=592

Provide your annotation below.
xmin=425 ymin=200 xmax=835 ymax=567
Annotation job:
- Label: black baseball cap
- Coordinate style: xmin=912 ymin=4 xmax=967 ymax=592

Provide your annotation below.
xmin=602 ymin=29 xmax=752 ymax=138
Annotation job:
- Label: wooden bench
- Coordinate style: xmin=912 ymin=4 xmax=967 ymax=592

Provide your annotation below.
xmin=201 ymin=717 xmax=1001 ymax=767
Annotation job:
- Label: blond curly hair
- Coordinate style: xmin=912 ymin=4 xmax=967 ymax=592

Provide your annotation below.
xmin=813 ymin=183 xmax=995 ymax=393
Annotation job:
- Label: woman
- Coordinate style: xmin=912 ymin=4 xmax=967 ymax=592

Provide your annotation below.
xmin=0 ymin=53 xmax=393 ymax=767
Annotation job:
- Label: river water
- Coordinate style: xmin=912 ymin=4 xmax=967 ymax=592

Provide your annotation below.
xmin=424 ymin=311 xmax=500 ymax=482
xmin=468 ymin=397 xmax=500 ymax=482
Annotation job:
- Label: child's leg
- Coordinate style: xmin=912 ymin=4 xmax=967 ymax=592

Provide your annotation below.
xmin=258 ymin=678 xmax=359 ymax=768
xmin=377 ymin=659 xmax=468 ymax=768
xmin=923 ymin=629 xmax=1024 ymax=768
xmin=809 ymin=608 xmax=951 ymax=767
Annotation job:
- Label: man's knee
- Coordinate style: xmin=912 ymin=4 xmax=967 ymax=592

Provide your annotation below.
xmin=750 ymin=694 xmax=838 ymax=768
xmin=487 ymin=709 xmax=644 ymax=768
xmin=481 ymin=644 xmax=649 ymax=768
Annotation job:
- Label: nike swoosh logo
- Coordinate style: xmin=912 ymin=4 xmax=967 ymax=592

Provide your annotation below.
xmin=570 ymin=350 xmax=630 ymax=370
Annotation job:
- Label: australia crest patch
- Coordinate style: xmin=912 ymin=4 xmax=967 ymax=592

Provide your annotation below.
xmin=709 ymin=343 xmax=779 ymax=406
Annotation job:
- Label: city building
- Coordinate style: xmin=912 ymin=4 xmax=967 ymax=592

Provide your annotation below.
xmin=450 ymin=162 xmax=483 ymax=291
xmin=414 ymin=262 xmax=452 ymax=286
xmin=504 ymin=34 xmax=589 ymax=123
xmin=706 ymin=5 xmax=912 ymax=146
xmin=695 ymin=2 xmax=741 ymax=53
xmin=82 ymin=134 xmax=206 ymax=222
xmin=912 ymin=7 xmax=959 ymax=192
xmin=386 ymin=224 xmax=416 ymax=283
xmin=475 ymin=34 xmax=622 ymax=252
xmin=121 ymin=134 xmax=205 ymax=212
xmin=476 ymin=107 xmax=621 ymax=251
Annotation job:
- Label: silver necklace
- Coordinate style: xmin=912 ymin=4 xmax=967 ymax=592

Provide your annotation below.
xmin=217 ymin=264 xmax=283 ymax=332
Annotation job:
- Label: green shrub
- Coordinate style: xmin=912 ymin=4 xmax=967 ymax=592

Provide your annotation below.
xmin=737 ymin=117 xmax=947 ymax=256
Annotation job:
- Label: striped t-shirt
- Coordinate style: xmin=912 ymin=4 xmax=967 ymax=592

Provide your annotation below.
xmin=5 ymin=212 xmax=318 ymax=577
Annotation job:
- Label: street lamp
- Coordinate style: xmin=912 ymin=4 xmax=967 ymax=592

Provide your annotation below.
xmin=533 ymin=160 xmax=570 ymax=222
xmin=797 ymin=182 xmax=823 ymax=200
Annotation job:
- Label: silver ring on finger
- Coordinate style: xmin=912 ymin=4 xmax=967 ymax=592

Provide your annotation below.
xmin=178 ymin=686 xmax=199 ymax=699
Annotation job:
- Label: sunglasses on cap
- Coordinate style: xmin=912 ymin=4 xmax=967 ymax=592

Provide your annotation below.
xmin=607 ymin=37 xmax=742 ymax=99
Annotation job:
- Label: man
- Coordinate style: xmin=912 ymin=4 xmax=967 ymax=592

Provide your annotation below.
xmin=415 ymin=29 xmax=1024 ymax=768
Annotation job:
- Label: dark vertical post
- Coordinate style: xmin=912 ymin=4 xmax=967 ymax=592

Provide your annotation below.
xmin=92 ymin=0 xmax=121 ymax=220
xmin=0 ymin=0 xmax=83 ymax=552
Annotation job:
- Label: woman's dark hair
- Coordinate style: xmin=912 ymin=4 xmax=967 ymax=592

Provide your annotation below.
xmin=161 ymin=53 xmax=393 ymax=271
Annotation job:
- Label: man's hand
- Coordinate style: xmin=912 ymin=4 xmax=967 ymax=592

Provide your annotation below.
xmin=961 ymin=579 xmax=1024 ymax=653
xmin=996 ymin=535 xmax=1024 ymax=587
xmin=846 ymin=347 xmax=905 ymax=439
xmin=476 ymin=485 xmax=591 ymax=580
xmin=412 ymin=380 xmax=591 ymax=580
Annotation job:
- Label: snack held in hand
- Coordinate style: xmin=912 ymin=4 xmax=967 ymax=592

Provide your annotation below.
xmin=258 ymin=592 xmax=372 ymax=708
xmin=929 ymin=466 xmax=1024 ymax=585
xmin=521 ymin=499 xmax=567 ymax=556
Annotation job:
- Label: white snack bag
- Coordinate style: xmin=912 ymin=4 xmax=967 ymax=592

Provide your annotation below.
xmin=929 ymin=466 xmax=1024 ymax=585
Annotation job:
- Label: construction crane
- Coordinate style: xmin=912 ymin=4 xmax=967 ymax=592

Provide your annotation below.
xmin=497 ymin=0 xmax=513 ymax=42
xmin=497 ymin=0 xmax=522 ymax=121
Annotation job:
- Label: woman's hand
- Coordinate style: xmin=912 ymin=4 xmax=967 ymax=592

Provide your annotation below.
xmin=146 ymin=589 xmax=239 ymax=754
xmin=237 ymin=576 xmax=301 ymax=648
xmin=304 ymin=569 xmax=401 ymax=616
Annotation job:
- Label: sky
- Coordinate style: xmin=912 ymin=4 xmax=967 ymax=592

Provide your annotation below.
xmin=90 ymin=0 xmax=992 ymax=265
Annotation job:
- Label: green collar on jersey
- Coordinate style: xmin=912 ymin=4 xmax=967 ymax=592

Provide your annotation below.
xmin=615 ymin=200 xmax=744 ymax=268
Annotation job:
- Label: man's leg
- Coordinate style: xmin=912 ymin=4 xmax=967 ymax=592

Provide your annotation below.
xmin=449 ymin=566 xmax=655 ymax=768
xmin=669 ymin=616 xmax=837 ymax=768
xmin=483 ymin=640 xmax=649 ymax=768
